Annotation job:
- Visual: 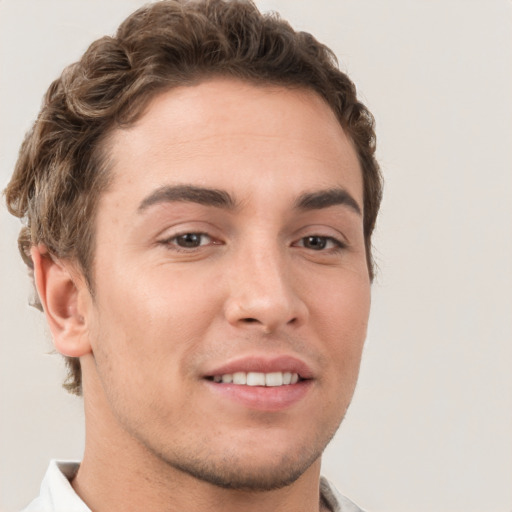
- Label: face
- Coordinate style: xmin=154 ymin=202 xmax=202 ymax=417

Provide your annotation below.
xmin=83 ymin=78 xmax=371 ymax=490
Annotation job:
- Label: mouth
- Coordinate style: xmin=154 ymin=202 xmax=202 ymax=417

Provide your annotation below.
xmin=202 ymin=356 xmax=313 ymax=411
xmin=207 ymin=371 xmax=301 ymax=387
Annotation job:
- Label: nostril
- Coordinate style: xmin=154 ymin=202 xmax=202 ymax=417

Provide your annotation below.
xmin=242 ymin=318 xmax=259 ymax=323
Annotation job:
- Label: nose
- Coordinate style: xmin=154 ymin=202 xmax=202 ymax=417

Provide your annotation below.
xmin=223 ymin=242 xmax=308 ymax=334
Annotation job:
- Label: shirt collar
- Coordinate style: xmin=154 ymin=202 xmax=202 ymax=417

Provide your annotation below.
xmin=38 ymin=460 xmax=90 ymax=512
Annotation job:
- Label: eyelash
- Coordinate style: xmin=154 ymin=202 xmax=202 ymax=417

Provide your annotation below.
xmin=159 ymin=232 xmax=217 ymax=251
xmin=294 ymin=235 xmax=346 ymax=252
xmin=159 ymin=232 xmax=346 ymax=253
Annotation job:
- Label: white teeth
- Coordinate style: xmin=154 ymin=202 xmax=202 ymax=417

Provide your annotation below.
xmin=233 ymin=372 xmax=247 ymax=385
xmin=212 ymin=371 xmax=300 ymax=387
xmin=246 ymin=372 xmax=266 ymax=386
xmin=265 ymin=372 xmax=283 ymax=387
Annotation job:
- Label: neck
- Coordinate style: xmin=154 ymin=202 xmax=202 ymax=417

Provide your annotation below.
xmin=73 ymin=359 xmax=327 ymax=512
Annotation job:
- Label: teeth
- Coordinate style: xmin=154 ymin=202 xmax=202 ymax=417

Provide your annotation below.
xmin=246 ymin=372 xmax=266 ymax=386
xmin=265 ymin=372 xmax=283 ymax=387
xmin=233 ymin=372 xmax=247 ymax=385
xmin=211 ymin=371 xmax=300 ymax=387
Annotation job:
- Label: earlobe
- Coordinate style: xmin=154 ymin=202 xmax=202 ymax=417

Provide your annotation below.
xmin=31 ymin=245 xmax=92 ymax=358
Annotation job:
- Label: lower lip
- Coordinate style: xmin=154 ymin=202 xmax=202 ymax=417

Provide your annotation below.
xmin=204 ymin=380 xmax=312 ymax=412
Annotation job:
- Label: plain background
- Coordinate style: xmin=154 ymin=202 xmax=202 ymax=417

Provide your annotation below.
xmin=1 ymin=1 xmax=511 ymax=511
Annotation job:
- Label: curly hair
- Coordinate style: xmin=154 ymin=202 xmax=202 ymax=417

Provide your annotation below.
xmin=4 ymin=0 xmax=382 ymax=395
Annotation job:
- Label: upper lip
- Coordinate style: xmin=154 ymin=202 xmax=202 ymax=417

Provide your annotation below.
xmin=203 ymin=354 xmax=315 ymax=380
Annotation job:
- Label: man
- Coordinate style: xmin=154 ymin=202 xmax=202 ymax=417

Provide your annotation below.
xmin=5 ymin=0 xmax=382 ymax=510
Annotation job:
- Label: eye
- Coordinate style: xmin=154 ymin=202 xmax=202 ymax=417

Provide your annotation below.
xmin=162 ymin=232 xmax=213 ymax=249
xmin=297 ymin=235 xmax=344 ymax=251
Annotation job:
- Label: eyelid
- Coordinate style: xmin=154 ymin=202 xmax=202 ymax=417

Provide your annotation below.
xmin=159 ymin=231 xmax=217 ymax=247
xmin=291 ymin=223 xmax=349 ymax=245
xmin=154 ymin=218 xmax=223 ymax=242
xmin=293 ymin=235 xmax=346 ymax=250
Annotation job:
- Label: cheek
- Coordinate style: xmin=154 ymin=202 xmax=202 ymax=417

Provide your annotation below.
xmin=88 ymin=263 xmax=220 ymax=371
xmin=313 ymin=268 xmax=371 ymax=334
xmin=312 ymin=273 xmax=371 ymax=381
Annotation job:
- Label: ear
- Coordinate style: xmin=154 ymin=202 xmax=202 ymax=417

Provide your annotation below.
xmin=31 ymin=245 xmax=92 ymax=357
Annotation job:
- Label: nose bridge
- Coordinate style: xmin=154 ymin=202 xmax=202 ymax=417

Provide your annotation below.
xmin=224 ymin=234 xmax=305 ymax=331
xmin=246 ymin=240 xmax=288 ymax=297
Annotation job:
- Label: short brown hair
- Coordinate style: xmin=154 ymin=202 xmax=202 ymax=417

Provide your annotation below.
xmin=4 ymin=0 xmax=382 ymax=395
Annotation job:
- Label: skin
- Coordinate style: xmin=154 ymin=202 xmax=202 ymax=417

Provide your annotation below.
xmin=33 ymin=78 xmax=371 ymax=512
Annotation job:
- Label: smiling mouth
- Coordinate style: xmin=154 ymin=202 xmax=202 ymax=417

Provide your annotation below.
xmin=207 ymin=371 xmax=302 ymax=387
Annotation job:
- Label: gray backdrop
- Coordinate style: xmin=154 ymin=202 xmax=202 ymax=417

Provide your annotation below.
xmin=1 ymin=1 xmax=511 ymax=511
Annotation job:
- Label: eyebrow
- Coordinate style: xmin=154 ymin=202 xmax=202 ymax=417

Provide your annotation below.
xmin=138 ymin=184 xmax=361 ymax=216
xmin=138 ymin=185 xmax=237 ymax=212
xmin=294 ymin=188 xmax=362 ymax=216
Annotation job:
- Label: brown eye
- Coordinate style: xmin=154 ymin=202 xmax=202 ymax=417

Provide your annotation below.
xmin=297 ymin=235 xmax=344 ymax=251
xmin=302 ymin=236 xmax=328 ymax=250
xmin=175 ymin=233 xmax=208 ymax=248
xmin=159 ymin=231 xmax=221 ymax=252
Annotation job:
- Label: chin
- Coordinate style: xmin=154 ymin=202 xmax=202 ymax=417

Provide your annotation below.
xmin=167 ymin=448 xmax=322 ymax=491
xmin=146 ymin=421 xmax=340 ymax=492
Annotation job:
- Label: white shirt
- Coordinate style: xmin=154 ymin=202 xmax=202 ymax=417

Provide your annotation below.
xmin=22 ymin=460 xmax=365 ymax=512
xmin=22 ymin=461 xmax=89 ymax=512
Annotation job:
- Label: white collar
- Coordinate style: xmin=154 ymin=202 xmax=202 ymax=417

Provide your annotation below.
xmin=22 ymin=460 xmax=90 ymax=512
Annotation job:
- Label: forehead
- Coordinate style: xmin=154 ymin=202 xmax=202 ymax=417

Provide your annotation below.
xmin=103 ymin=78 xmax=363 ymax=209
